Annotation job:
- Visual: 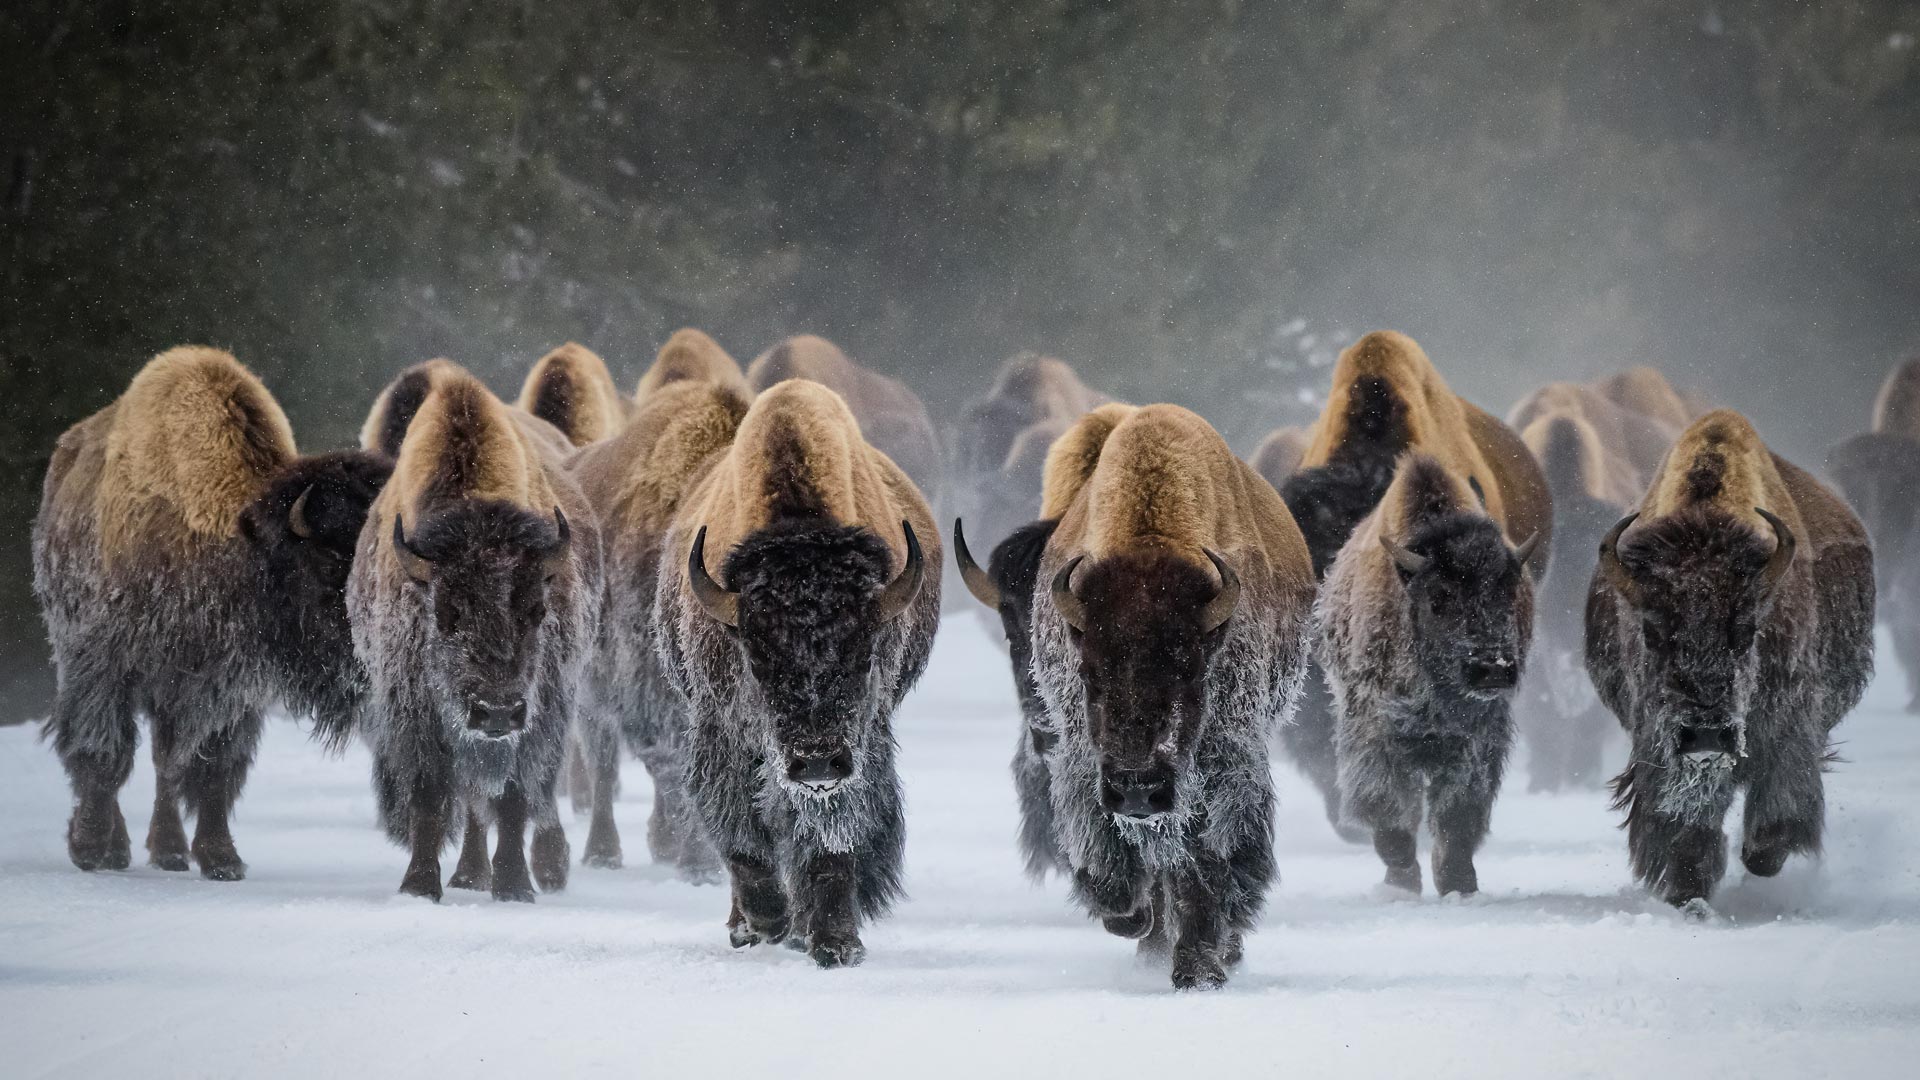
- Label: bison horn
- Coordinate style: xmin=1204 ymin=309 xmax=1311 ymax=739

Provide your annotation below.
xmin=952 ymin=518 xmax=1002 ymax=610
xmin=392 ymin=515 xmax=433 ymax=584
xmin=1755 ymin=507 xmax=1797 ymax=592
xmin=1597 ymin=512 xmax=1643 ymax=606
xmin=288 ymin=486 xmax=315 ymax=540
xmin=875 ymin=520 xmax=925 ymax=622
xmin=1051 ymin=555 xmax=1089 ymax=632
xmin=1511 ymin=531 xmax=1541 ymax=568
xmin=543 ymin=507 xmax=572 ymax=578
xmin=688 ymin=525 xmax=739 ymax=628
xmin=1380 ymin=535 xmax=1430 ymax=575
xmin=1200 ymin=547 xmax=1240 ymax=635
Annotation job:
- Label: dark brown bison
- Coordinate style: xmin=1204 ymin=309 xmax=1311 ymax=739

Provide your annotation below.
xmin=1279 ymin=331 xmax=1552 ymax=843
xmin=1588 ymin=410 xmax=1873 ymax=910
xmin=654 ymin=378 xmax=941 ymax=968
xmin=35 ymin=347 xmax=389 ymax=878
xmin=347 ymin=365 xmax=602 ymax=902
xmin=1029 ymin=404 xmax=1316 ymax=989
xmin=1827 ymin=357 xmax=1920 ymax=711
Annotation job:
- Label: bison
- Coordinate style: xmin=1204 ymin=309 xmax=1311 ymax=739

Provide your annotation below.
xmin=1593 ymin=365 xmax=1704 ymax=433
xmin=567 ymin=336 xmax=754 ymax=876
xmin=516 ymin=342 xmax=630 ymax=447
xmin=347 ymin=365 xmax=602 ymax=902
xmin=654 ymin=378 xmax=941 ymax=968
xmin=35 ymin=347 xmax=390 ymax=878
xmin=635 ymin=327 xmax=750 ymax=406
xmin=1249 ymin=425 xmax=1312 ymax=492
xmin=953 ymin=403 xmax=1135 ymax=880
xmin=1029 ymin=404 xmax=1316 ymax=989
xmin=951 ymin=353 xmax=1110 ymax=555
xmin=1827 ymin=358 xmax=1920 ymax=711
xmin=1588 ymin=410 xmax=1873 ymax=910
xmin=1321 ymin=453 xmax=1542 ymax=895
xmin=1279 ymin=331 xmax=1552 ymax=843
xmin=747 ymin=335 xmax=945 ymax=512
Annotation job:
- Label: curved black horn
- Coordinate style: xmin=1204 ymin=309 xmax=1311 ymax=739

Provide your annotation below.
xmin=875 ymin=520 xmax=925 ymax=621
xmin=1051 ymin=555 xmax=1088 ymax=632
xmin=1199 ymin=548 xmax=1240 ymax=634
xmin=688 ymin=525 xmax=739 ymax=627
xmin=288 ymin=486 xmax=315 ymax=540
xmin=1380 ymin=534 xmax=1430 ymax=575
xmin=952 ymin=518 xmax=1002 ymax=610
xmin=1597 ymin=512 xmax=1642 ymax=605
xmin=393 ymin=515 xmax=433 ymax=583
xmin=1511 ymin=531 xmax=1541 ymax=568
xmin=1755 ymin=507 xmax=1797 ymax=592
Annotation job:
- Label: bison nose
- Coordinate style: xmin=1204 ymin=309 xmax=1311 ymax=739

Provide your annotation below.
xmin=786 ymin=748 xmax=854 ymax=791
xmin=1100 ymin=769 xmax=1177 ymax=820
xmin=468 ymin=698 xmax=527 ymax=738
xmin=1676 ymin=725 xmax=1735 ymax=758
xmin=1463 ymin=655 xmax=1517 ymax=692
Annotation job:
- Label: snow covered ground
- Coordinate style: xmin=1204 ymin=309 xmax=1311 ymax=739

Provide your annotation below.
xmin=3 ymin=618 xmax=1919 ymax=1078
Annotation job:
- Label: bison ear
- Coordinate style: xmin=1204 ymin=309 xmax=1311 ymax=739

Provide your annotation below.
xmin=1754 ymin=507 xmax=1796 ymax=594
xmin=1051 ymin=555 xmax=1088 ymax=632
xmin=393 ymin=516 xmax=433 ymax=585
xmin=543 ymin=507 xmax=571 ymax=580
xmin=1380 ymin=535 xmax=1430 ymax=576
xmin=952 ymin=518 xmax=1002 ymax=610
xmin=1596 ymin=513 xmax=1643 ymax=607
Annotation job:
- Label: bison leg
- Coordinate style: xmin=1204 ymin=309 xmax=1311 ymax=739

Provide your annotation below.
xmin=1169 ymin=852 xmax=1234 ymax=991
xmin=1429 ymin=781 xmax=1495 ymax=897
xmin=180 ymin=712 xmax=259 ymax=882
xmin=51 ymin=677 xmax=136 ymax=873
xmin=398 ymin=770 xmax=451 ymax=901
xmin=581 ymin=721 xmax=623 ymax=870
xmin=1740 ymin=739 xmax=1826 ymax=879
xmin=145 ymin=722 xmax=190 ymax=872
xmin=1285 ymin=671 xmax=1367 ymax=843
xmin=531 ymin=814 xmax=570 ymax=893
xmin=1658 ymin=822 xmax=1728 ymax=907
xmin=725 ymin=851 xmax=790 ymax=947
xmin=1890 ymin=603 xmax=1920 ymax=714
xmin=1013 ymin=728 xmax=1068 ymax=880
xmin=563 ymin=734 xmax=592 ymax=817
xmin=798 ymin=850 xmax=864 ymax=969
xmin=489 ymin=783 xmax=536 ymax=903
xmin=447 ymin=810 xmax=492 ymax=891
xmin=1339 ymin=735 xmax=1422 ymax=893
xmin=1373 ymin=828 xmax=1422 ymax=894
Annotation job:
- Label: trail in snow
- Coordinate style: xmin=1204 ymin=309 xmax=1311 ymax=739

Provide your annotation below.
xmin=2 ymin=620 xmax=1918 ymax=1078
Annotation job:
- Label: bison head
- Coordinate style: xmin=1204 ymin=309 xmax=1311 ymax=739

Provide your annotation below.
xmin=392 ymin=501 xmax=571 ymax=739
xmin=1051 ymin=548 xmax=1238 ymax=822
xmin=1381 ymin=514 xmax=1539 ymax=700
xmin=954 ymin=517 xmax=1058 ymax=736
xmin=1597 ymin=507 xmax=1795 ymax=763
xmin=240 ymin=450 xmax=393 ymax=736
xmin=689 ymin=519 xmax=923 ymax=796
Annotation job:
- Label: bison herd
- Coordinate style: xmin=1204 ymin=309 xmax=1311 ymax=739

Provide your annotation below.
xmin=31 ymin=330 xmax=1898 ymax=987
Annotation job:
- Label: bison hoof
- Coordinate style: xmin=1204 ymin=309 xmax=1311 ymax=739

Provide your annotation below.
xmin=1171 ymin=955 xmax=1228 ymax=991
xmin=1383 ymin=864 xmax=1422 ymax=895
xmin=492 ymin=882 xmax=537 ymax=904
xmin=1074 ymin=867 xmax=1139 ymax=918
xmin=581 ymin=849 xmax=623 ymax=870
xmin=1102 ymin=907 xmax=1155 ymax=940
xmin=447 ymin=864 xmax=492 ymax=891
xmin=193 ymin=840 xmax=246 ymax=882
xmin=1676 ymin=897 xmax=1715 ymax=922
xmin=1220 ymin=932 xmax=1245 ymax=970
xmin=1741 ymin=844 xmax=1789 ymax=878
xmin=150 ymin=851 xmax=191 ymax=873
xmin=68 ymin=810 xmax=131 ymax=872
xmin=729 ymin=918 xmax=788 ymax=949
xmin=810 ymin=933 xmax=866 ymax=969
xmin=399 ymin=867 xmax=443 ymax=903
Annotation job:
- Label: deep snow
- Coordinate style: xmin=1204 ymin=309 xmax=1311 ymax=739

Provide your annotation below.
xmin=2 ymin=619 xmax=1918 ymax=1078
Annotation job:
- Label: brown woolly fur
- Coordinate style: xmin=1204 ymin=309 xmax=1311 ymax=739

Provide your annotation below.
xmin=1031 ymin=403 xmax=1315 ymax=989
xmin=1250 ymin=426 xmax=1312 ymax=489
xmin=1041 ymin=403 xmax=1138 ymax=520
xmin=1870 ymin=357 xmax=1920 ymax=439
xmin=361 ymin=358 xmax=462 ymax=457
xmin=1509 ymin=381 xmax=1677 ymax=485
xmin=635 ymin=328 xmax=750 ymax=404
xmin=516 ymin=342 xmax=629 ymax=447
xmin=94 ymin=347 xmax=297 ymax=560
xmin=382 ymin=368 xmax=560 ymax=531
xmin=1595 ymin=366 xmax=1698 ymax=431
xmin=1587 ymin=409 xmax=1872 ymax=906
xmin=747 ymin=335 xmax=945 ymax=504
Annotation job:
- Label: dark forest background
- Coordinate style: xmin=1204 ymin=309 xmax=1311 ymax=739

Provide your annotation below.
xmin=3 ymin=0 xmax=1918 ymax=722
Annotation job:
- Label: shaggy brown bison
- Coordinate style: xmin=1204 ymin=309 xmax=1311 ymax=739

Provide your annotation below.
xmin=1594 ymin=365 xmax=1702 ymax=432
xmin=1279 ymin=331 xmax=1551 ymax=843
xmin=1828 ymin=357 xmax=1920 ymax=710
xmin=516 ymin=342 xmax=629 ymax=447
xmin=1249 ymin=426 xmax=1312 ymax=491
xmin=1588 ymin=410 xmax=1872 ymax=910
xmin=567 ymin=337 xmax=754 ymax=877
xmin=36 ymin=347 xmax=390 ymax=878
xmin=635 ymin=327 xmax=750 ymax=405
xmin=747 ymin=335 xmax=945 ymax=509
xmin=653 ymin=378 xmax=941 ymax=968
xmin=1029 ymin=404 xmax=1316 ymax=989
xmin=951 ymin=353 xmax=1110 ymax=555
xmin=347 ymin=365 xmax=602 ymax=902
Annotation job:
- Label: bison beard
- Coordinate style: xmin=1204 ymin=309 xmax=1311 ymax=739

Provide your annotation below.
xmin=671 ymin=522 xmax=930 ymax=969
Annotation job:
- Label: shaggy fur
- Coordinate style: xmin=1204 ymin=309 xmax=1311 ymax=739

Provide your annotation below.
xmin=1586 ymin=410 xmax=1872 ymax=907
xmin=634 ymin=327 xmax=750 ymax=404
xmin=978 ymin=519 xmax=1070 ymax=879
xmin=1030 ymin=404 xmax=1315 ymax=989
xmin=1321 ymin=455 xmax=1537 ymax=897
xmin=1826 ymin=431 xmax=1920 ymax=709
xmin=653 ymin=379 xmax=941 ymax=969
xmin=1871 ymin=357 xmax=1920 ymax=440
xmin=1279 ymin=332 xmax=1552 ymax=844
xmin=348 ymin=367 xmax=602 ymax=904
xmin=1250 ymin=426 xmax=1312 ymax=491
xmin=1594 ymin=366 xmax=1699 ymax=432
xmin=747 ymin=335 xmax=946 ymax=509
xmin=36 ymin=348 xmax=388 ymax=880
xmin=361 ymin=358 xmax=462 ymax=458
xmin=516 ymin=342 xmax=629 ymax=447
xmin=568 ymin=378 xmax=752 ymax=877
